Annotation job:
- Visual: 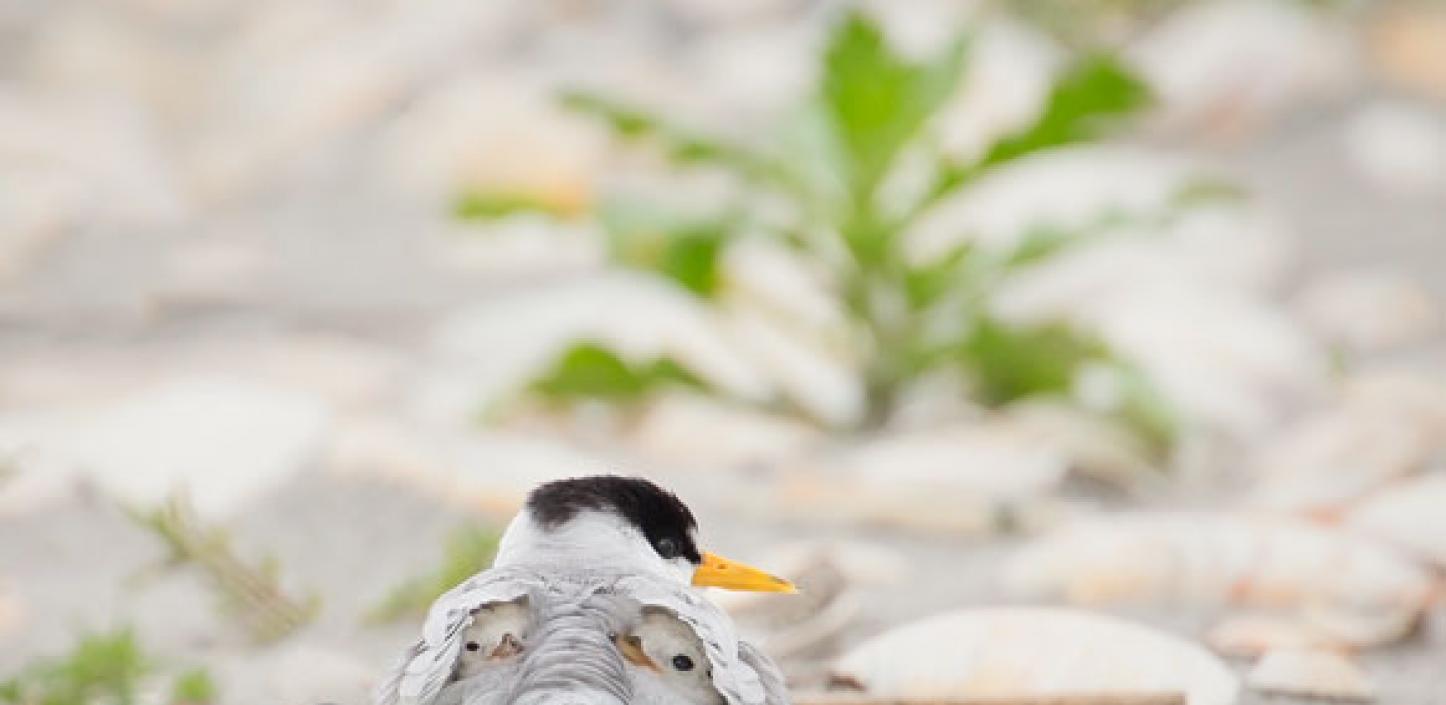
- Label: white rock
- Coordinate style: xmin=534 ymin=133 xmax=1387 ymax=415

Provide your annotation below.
xmin=1248 ymin=649 xmax=1374 ymax=701
xmin=1295 ymin=269 xmax=1439 ymax=352
xmin=0 ymin=377 xmax=330 ymax=520
xmin=832 ymin=607 xmax=1239 ymax=705
xmin=1342 ymin=102 xmax=1446 ymax=197
xmin=1003 ymin=513 xmax=1433 ymax=616
xmin=1348 ymin=473 xmax=1446 ymax=568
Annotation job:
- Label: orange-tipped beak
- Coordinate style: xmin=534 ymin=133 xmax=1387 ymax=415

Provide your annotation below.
xmin=691 ymin=552 xmax=797 ymax=593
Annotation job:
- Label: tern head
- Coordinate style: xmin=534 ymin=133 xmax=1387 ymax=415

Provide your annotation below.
xmin=494 ymin=475 xmax=795 ymax=593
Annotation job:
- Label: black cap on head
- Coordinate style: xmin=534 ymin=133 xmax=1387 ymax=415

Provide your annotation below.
xmin=526 ymin=475 xmax=702 ymax=564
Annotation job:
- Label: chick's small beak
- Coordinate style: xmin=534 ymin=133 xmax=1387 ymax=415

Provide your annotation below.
xmin=615 ymin=633 xmax=659 ymax=672
xmin=691 ymin=552 xmax=796 ymax=593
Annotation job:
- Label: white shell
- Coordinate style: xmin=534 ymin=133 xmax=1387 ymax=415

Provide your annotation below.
xmin=1294 ymin=269 xmax=1439 ymax=352
xmin=1002 ymin=513 xmax=1433 ymax=614
xmin=1246 ymin=368 xmax=1446 ymax=513
xmin=1205 ymin=614 xmax=1336 ymax=657
xmin=1348 ymin=473 xmax=1446 ymax=568
xmin=1248 ymin=649 xmax=1375 ymax=701
xmin=832 ymin=607 xmax=1239 ymax=705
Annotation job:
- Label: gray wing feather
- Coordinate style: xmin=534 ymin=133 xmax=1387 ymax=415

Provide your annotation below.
xmin=739 ymin=641 xmax=790 ymax=705
xmin=374 ymin=567 xmax=538 ymax=705
xmin=615 ymin=576 xmax=772 ymax=705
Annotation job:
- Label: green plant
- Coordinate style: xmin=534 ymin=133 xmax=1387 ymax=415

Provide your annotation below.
xmin=168 ymin=669 xmax=215 ymax=705
xmin=461 ymin=9 xmax=1184 ymax=447
xmin=132 ymin=498 xmax=319 ymax=643
xmin=0 ymin=629 xmax=216 ymax=705
xmin=367 ymin=525 xmax=501 ymax=623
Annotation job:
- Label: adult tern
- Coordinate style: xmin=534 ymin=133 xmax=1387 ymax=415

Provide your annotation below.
xmin=376 ymin=475 xmax=794 ymax=705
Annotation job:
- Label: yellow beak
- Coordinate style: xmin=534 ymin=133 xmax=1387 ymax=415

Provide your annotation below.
xmin=690 ymin=552 xmax=797 ymax=593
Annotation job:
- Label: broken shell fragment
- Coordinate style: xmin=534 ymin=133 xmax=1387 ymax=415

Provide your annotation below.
xmin=1248 ymin=649 xmax=1375 ymax=701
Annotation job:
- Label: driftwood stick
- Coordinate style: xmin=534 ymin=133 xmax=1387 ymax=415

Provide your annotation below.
xmin=794 ymin=693 xmax=1187 ymax=705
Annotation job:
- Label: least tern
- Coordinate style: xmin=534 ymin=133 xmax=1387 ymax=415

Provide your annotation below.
xmin=376 ymin=475 xmax=794 ymax=705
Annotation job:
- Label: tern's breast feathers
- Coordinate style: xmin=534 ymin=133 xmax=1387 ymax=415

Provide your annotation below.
xmin=375 ymin=568 xmax=785 ymax=705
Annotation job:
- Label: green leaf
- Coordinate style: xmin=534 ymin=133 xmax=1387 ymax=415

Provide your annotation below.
xmin=1111 ymin=364 xmax=1179 ymax=454
xmin=452 ymin=191 xmax=578 ymax=221
xmin=1002 ymin=225 xmax=1077 ymax=268
xmin=929 ymin=53 xmax=1149 ymax=201
xmin=559 ymin=91 xmax=777 ymax=182
xmin=821 ymin=10 xmax=968 ymax=198
xmin=961 ymin=317 xmax=1107 ymax=406
xmin=904 ymin=241 xmax=980 ymax=308
xmin=601 ymin=200 xmax=729 ymax=297
xmin=1170 ymin=177 xmax=1248 ymax=208
xmin=987 ymin=53 xmax=1150 ymax=165
xmin=4 ymin=628 xmax=152 ymax=705
xmin=529 ymin=342 xmax=703 ymax=404
xmin=367 ymin=525 xmax=501 ymax=623
xmin=170 ymin=669 xmax=216 ymax=705
xmin=648 ymin=222 xmax=726 ymax=297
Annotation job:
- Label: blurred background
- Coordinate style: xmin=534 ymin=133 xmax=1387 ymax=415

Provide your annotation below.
xmin=2 ymin=0 xmax=1445 ymax=703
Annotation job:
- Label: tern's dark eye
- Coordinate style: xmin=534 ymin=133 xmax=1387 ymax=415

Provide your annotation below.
xmin=672 ymin=654 xmax=694 ymax=672
xmin=655 ymin=537 xmax=681 ymax=559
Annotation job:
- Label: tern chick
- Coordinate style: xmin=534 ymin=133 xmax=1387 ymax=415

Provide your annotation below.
xmin=455 ymin=598 xmax=531 ymax=679
xmin=617 ymin=606 xmax=725 ymax=705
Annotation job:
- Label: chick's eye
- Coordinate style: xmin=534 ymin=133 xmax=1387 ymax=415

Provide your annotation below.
xmin=655 ymin=537 xmax=680 ymax=559
xmin=672 ymin=654 xmax=694 ymax=672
